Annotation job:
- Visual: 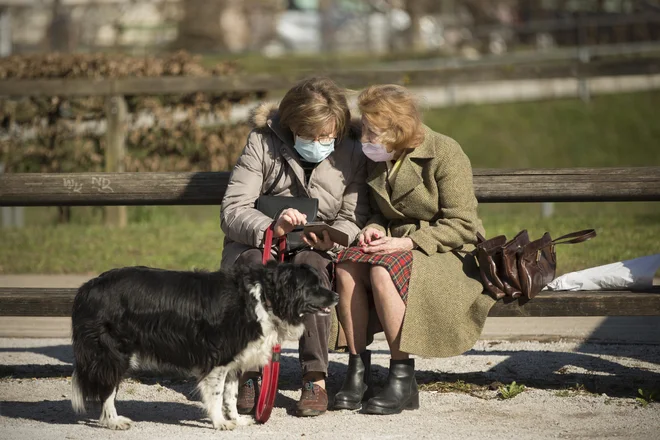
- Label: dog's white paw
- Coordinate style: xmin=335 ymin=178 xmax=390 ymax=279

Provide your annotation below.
xmin=101 ymin=416 xmax=132 ymax=430
xmin=213 ymin=419 xmax=237 ymax=431
xmin=235 ymin=415 xmax=254 ymax=426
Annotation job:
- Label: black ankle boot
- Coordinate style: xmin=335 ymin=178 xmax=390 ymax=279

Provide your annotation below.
xmin=333 ymin=350 xmax=372 ymax=410
xmin=364 ymin=358 xmax=419 ymax=415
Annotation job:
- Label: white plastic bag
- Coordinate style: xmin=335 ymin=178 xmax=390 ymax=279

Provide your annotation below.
xmin=544 ymin=254 xmax=660 ymax=291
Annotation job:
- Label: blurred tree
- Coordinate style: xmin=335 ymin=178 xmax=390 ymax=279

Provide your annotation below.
xmin=176 ymin=0 xmax=229 ymax=52
xmin=404 ymin=0 xmax=424 ymax=51
xmin=47 ymin=0 xmax=77 ymax=52
xmin=319 ymin=0 xmax=337 ymax=52
xmin=176 ymin=0 xmax=285 ymax=53
xmin=245 ymin=0 xmax=286 ymax=51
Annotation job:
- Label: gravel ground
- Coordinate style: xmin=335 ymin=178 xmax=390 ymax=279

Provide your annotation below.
xmin=1 ymin=338 xmax=659 ymax=440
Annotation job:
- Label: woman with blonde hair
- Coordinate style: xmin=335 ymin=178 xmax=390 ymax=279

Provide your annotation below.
xmin=331 ymin=84 xmax=495 ymax=415
xmin=221 ymin=77 xmax=369 ymax=417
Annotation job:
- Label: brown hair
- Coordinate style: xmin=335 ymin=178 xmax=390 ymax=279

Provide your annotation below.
xmin=278 ymin=77 xmax=350 ymax=141
xmin=358 ymin=84 xmax=425 ymax=151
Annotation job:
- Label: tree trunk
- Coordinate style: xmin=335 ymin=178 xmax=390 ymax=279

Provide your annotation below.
xmin=47 ymin=0 xmax=76 ymax=53
xmin=175 ymin=0 xmax=229 ymax=52
xmin=319 ymin=0 xmax=336 ymax=53
xmin=404 ymin=0 xmax=424 ymax=52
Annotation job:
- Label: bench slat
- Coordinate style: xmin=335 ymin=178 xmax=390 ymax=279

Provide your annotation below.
xmin=1 ymin=167 xmax=659 ymax=206
xmin=1 ymin=287 xmax=659 ymax=318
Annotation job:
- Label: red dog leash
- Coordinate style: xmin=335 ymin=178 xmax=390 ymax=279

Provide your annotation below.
xmin=255 ymin=224 xmax=285 ymax=423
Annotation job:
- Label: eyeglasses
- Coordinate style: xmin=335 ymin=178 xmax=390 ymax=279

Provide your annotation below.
xmin=296 ymin=135 xmax=336 ymax=147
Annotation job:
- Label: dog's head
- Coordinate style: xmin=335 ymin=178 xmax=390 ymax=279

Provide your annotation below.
xmin=263 ymin=261 xmax=339 ymax=326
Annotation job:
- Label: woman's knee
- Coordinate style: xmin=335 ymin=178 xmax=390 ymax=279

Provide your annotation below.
xmin=369 ymin=265 xmax=394 ymax=292
xmin=336 ymin=261 xmax=369 ymax=283
xmin=234 ymin=248 xmax=264 ymax=266
xmin=291 ymin=250 xmax=330 ymax=268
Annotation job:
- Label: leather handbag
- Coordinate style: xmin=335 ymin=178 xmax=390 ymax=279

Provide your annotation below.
xmin=474 ymin=233 xmax=508 ymax=299
xmin=500 ymin=230 xmax=530 ymax=298
xmin=517 ymin=229 xmax=596 ymax=299
xmin=474 ymin=229 xmax=596 ymax=300
xmin=254 ymin=157 xmax=319 ymax=255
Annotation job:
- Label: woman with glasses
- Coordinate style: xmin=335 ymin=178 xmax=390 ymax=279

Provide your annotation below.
xmin=330 ymin=84 xmax=495 ymax=415
xmin=220 ymin=77 xmax=369 ymax=418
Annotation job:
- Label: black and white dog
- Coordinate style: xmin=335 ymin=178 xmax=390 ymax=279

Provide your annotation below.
xmin=70 ymin=261 xmax=338 ymax=430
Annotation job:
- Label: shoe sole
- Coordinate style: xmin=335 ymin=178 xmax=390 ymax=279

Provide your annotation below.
xmin=332 ymin=401 xmax=362 ymax=411
xmin=295 ymin=409 xmax=327 ymax=417
xmin=333 ymin=390 xmax=374 ymax=411
xmin=363 ymin=394 xmax=420 ymax=415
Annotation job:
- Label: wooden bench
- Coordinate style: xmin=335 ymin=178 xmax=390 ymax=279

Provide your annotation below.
xmin=1 ymin=167 xmax=659 ymax=318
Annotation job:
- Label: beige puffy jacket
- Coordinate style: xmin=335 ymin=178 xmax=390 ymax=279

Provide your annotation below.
xmin=220 ymin=103 xmax=369 ymax=267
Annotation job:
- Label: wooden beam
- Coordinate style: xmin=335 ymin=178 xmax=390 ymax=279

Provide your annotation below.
xmin=1 ymin=287 xmax=658 ymax=317
xmin=1 ymin=167 xmax=659 ymax=207
xmin=488 ymin=289 xmax=660 ymax=317
xmin=0 ymin=58 xmax=658 ymax=97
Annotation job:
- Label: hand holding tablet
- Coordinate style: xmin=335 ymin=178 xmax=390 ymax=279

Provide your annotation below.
xmin=302 ymin=222 xmax=350 ymax=248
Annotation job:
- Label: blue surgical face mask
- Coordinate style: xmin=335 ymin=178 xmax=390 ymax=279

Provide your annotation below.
xmin=293 ymin=136 xmax=335 ymax=163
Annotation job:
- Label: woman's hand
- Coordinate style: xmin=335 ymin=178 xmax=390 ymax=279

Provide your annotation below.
xmin=357 ymin=227 xmax=384 ymax=246
xmin=361 ymin=236 xmax=415 ymax=254
xmin=273 ymin=208 xmax=307 ymax=238
xmin=302 ymin=230 xmax=335 ymax=251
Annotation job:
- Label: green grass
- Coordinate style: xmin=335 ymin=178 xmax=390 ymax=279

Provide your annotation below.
xmin=203 ymin=50 xmax=446 ymax=75
xmin=0 ymin=217 xmax=223 ymax=274
xmin=636 ymin=388 xmax=658 ymax=407
xmin=498 ymin=381 xmax=526 ymax=399
xmin=424 ymin=92 xmax=660 ymax=169
xmin=1 ymin=92 xmax=659 ymax=274
xmin=1 ymin=207 xmax=657 ymax=275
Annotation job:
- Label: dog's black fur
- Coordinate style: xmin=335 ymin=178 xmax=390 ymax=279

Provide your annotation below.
xmin=70 ymin=261 xmax=337 ymax=430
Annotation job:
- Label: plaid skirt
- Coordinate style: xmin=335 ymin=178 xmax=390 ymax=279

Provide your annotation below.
xmin=335 ymin=247 xmax=414 ymax=304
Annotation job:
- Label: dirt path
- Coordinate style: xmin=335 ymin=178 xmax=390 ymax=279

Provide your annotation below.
xmin=1 ymin=338 xmax=658 ymax=439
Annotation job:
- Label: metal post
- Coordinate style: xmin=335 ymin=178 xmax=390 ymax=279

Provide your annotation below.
xmin=0 ymin=7 xmax=11 ymax=57
xmin=541 ymin=202 xmax=555 ymax=218
xmin=1 ymin=163 xmax=24 ymax=229
xmin=447 ymin=83 xmax=457 ymax=106
xmin=578 ymin=46 xmax=591 ymax=103
xmin=576 ymin=17 xmax=591 ymax=103
xmin=1 ymin=163 xmax=11 ymax=228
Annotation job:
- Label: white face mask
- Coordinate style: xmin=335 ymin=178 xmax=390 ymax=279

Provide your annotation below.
xmin=362 ymin=142 xmax=394 ymax=162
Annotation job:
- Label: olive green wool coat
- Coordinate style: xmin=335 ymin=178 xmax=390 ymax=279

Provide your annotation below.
xmin=332 ymin=126 xmax=496 ymax=358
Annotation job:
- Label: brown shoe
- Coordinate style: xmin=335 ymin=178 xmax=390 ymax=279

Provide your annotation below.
xmin=237 ymin=377 xmax=259 ymax=415
xmin=295 ymin=381 xmax=328 ymax=417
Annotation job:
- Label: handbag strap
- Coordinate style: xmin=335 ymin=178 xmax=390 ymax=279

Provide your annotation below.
xmin=263 ymin=159 xmax=287 ymax=196
xmin=476 ymin=232 xmax=486 ymax=243
xmin=551 ymin=229 xmax=597 ymax=245
xmin=263 ymin=135 xmax=289 ymax=197
xmin=263 ymin=223 xmax=287 ymax=264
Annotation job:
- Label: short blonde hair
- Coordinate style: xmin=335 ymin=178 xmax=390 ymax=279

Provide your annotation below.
xmin=358 ymin=84 xmax=425 ymax=151
xmin=279 ymin=77 xmax=350 ymax=141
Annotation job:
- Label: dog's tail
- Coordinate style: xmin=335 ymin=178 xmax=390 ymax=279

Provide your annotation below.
xmin=71 ymin=279 xmax=127 ymax=415
xmin=71 ymin=369 xmax=86 ymax=414
xmin=71 ymin=332 xmax=127 ymax=415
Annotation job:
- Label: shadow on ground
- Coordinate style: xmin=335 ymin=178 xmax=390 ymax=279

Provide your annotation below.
xmin=1 ymin=343 xmax=658 ymax=400
xmin=0 ymin=399 xmax=214 ymax=428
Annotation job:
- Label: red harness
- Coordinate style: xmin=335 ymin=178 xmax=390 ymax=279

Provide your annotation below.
xmin=255 ymin=224 xmax=286 ymax=424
